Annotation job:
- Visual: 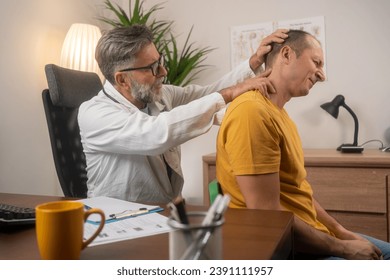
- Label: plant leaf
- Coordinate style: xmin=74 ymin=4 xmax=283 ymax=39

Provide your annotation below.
xmin=98 ymin=0 xmax=214 ymax=86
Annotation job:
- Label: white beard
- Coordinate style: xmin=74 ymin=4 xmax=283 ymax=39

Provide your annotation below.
xmin=131 ymin=78 xmax=163 ymax=104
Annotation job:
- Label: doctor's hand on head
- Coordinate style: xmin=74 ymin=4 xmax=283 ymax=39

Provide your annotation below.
xmin=250 ymin=29 xmax=289 ymax=71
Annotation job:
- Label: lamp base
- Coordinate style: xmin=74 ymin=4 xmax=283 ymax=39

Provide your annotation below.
xmin=337 ymin=144 xmax=364 ymax=153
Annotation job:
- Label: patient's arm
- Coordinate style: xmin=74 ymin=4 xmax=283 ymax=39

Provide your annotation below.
xmin=236 ymin=173 xmax=382 ymax=259
xmin=236 ymin=173 xmax=281 ymax=210
xmin=313 ymin=198 xmax=367 ymax=241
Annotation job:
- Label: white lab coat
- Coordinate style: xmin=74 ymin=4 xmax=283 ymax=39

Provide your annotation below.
xmin=78 ymin=59 xmax=254 ymax=203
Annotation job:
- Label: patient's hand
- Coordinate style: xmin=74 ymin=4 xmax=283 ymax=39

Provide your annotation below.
xmin=341 ymin=239 xmax=383 ymax=260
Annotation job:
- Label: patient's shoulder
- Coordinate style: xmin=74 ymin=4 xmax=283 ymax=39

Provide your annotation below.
xmin=226 ymin=91 xmax=271 ymax=118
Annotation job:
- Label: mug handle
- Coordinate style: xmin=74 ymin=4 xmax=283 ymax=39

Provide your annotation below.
xmin=82 ymin=208 xmax=105 ymax=249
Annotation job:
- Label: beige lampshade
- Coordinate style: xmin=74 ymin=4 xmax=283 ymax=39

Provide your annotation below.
xmin=60 ymin=23 xmax=101 ymax=74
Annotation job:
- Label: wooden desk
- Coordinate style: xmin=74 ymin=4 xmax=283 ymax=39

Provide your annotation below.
xmin=202 ymin=149 xmax=390 ymax=241
xmin=0 ymin=193 xmax=294 ymax=260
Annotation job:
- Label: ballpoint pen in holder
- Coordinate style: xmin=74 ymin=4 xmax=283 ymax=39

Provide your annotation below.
xmin=167 ymin=194 xmax=230 ymax=260
xmin=167 ymin=201 xmax=193 ymax=246
xmin=182 ymin=195 xmax=230 ymax=260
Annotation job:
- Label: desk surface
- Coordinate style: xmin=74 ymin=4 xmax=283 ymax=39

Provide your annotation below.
xmin=0 ymin=193 xmax=294 ymax=260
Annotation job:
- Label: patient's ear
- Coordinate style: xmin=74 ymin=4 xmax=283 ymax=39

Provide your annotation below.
xmin=280 ymin=46 xmax=294 ymax=64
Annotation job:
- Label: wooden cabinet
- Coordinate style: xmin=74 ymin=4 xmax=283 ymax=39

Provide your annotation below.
xmin=304 ymin=149 xmax=390 ymax=241
xmin=202 ymin=149 xmax=390 ymax=241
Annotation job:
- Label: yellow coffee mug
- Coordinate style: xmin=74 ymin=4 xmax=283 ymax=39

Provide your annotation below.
xmin=35 ymin=200 xmax=105 ymax=260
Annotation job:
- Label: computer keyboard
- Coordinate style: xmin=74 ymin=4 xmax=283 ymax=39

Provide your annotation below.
xmin=0 ymin=203 xmax=35 ymax=226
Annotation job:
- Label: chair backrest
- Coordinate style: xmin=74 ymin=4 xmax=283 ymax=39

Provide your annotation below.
xmin=208 ymin=179 xmax=223 ymax=205
xmin=42 ymin=64 xmax=102 ymax=197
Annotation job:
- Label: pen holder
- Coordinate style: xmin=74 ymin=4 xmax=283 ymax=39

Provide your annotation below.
xmin=167 ymin=211 xmax=224 ymax=260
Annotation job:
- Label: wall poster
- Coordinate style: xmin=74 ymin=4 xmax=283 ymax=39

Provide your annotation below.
xmin=231 ymin=16 xmax=326 ymax=75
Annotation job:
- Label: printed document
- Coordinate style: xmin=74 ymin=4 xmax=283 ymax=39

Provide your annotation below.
xmin=79 ymin=196 xmax=172 ymax=246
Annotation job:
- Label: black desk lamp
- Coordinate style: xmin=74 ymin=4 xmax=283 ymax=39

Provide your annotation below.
xmin=320 ymin=95 xmax=364 ymax=153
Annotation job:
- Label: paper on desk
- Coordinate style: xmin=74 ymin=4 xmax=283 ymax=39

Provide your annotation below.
xmin=79 ymin=196 xmax=172 ymax=246
xmin=84 ymin=212 xmax=171 ymax=246
xmin=79 ymin=196 xmax=162 ymax=223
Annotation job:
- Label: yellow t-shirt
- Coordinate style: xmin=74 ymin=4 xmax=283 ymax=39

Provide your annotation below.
xmin=216 ymin=91 xmax=332 ymax=235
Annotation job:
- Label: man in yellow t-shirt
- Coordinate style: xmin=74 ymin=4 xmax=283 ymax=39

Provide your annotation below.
xmin=216 ymin=30 xmax=389 ymax=259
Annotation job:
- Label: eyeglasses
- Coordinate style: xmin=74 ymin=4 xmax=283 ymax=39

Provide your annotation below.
xmin=119 ymin=54 xmax=165 ymax=76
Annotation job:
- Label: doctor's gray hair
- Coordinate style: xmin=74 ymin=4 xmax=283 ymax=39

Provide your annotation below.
xmin=95 ymin=24 xmax=154 ymax=84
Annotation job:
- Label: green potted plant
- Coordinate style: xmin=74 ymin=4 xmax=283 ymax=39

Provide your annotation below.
xmin=98 ymin=0 xmax=214 ymax=86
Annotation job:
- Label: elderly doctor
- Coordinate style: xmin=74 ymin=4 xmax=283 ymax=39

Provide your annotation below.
xmin=78 ymin=24 xmax=288 ymax=203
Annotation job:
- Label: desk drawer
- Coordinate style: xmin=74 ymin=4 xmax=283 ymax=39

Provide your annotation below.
xmin=306 ymin=167 xmax=388 ymax=213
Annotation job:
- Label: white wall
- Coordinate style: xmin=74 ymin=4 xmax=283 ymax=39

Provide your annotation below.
xmin=1 ymin=0 xmax=389 ymax=205
xmin=0 ymin=0 xmax=104 ymax=195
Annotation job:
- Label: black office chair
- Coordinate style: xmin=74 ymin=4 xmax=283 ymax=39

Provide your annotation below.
xmin=42 ymin=64 xmax=102 ymax=197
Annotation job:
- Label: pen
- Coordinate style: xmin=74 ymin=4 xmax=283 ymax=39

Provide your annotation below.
xmin=167 ymin=202 xmax=181 ymax=223
xmin=180 ymin=194 xmax=223 ymax=259
xmin=168 ymin=200 xmax=193 ymax=246
xmin=180 ymin=194 xmax=230 ymax=260
xmin=174 ymin=199 xmax=189 ymax=224
xmin=201 ymin=194 xmax=222 ymax=226
xmin=190 ymin=195 xmax=231 ymax=260
xmin=214 ymin=195 xmax=230 ymax=221
xmin=109 ymin=207 xmax=161 ymax=220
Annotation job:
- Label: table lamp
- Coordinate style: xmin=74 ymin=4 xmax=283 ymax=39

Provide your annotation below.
xmin=60 ymin=23 xmax=102 ymax=79
xmin=320 ymin=95 xmax=364 ymax=153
